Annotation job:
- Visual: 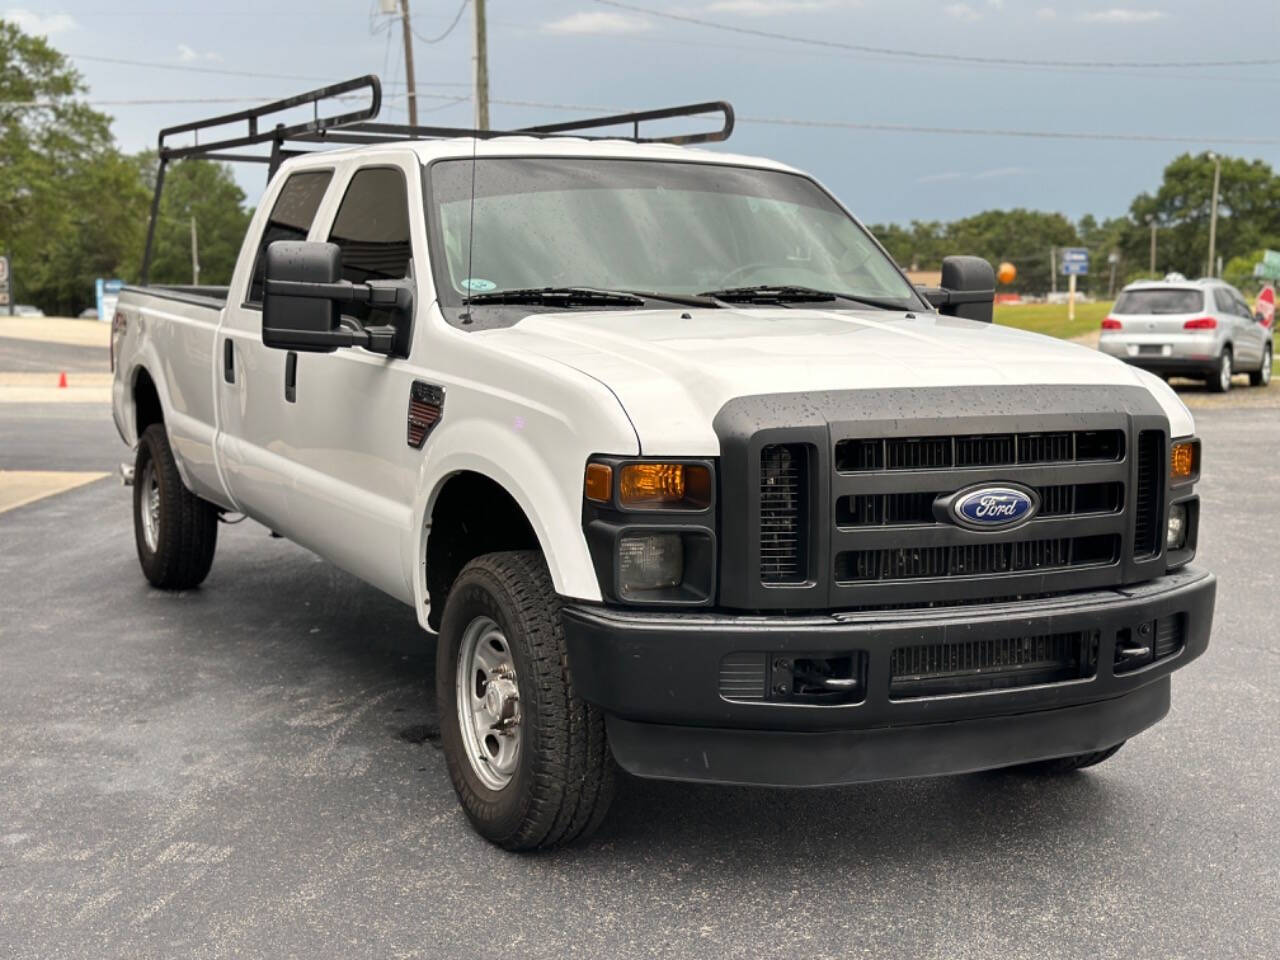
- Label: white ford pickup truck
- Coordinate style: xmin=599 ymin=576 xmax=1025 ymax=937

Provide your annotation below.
xmin=112 ymin=77 xmax=1215 ymax=850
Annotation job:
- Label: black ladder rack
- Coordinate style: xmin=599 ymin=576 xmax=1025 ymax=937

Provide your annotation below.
xmin=141 ymin=74 xmax=734 ymax=283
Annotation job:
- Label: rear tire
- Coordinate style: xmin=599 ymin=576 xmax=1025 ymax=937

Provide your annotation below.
xmin=1208 ymin=348 xmax=1233 ymax=393
xmin=1013 ymin=742 xmax=1124 ymax=775
xmin=132 ymin=423 xmax=218 ymax=589
xmin=1250 ymin=343 xmax=1272 ymax=387
xmin=436 ymin=550 xmax=616 ymax=850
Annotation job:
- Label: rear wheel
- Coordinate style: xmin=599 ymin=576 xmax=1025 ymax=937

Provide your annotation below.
xmin=1208 ymin=348 xmax=1233 ymax=393
xmin=1250 ymin=343 xmax=1272 ymax=387
xmin=436 ymin=550 xmax=615 ymax=850
xmin=1013 ymin=742 xmax=1124 ymax=775
xmin=133 ymin=423 xmax=219 ymax=589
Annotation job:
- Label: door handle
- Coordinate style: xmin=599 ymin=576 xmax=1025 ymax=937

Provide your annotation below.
xmin=223 ymin=338 xmax=235 ymax=384
xmin=285 ymin=351 xmax=297 ymax=403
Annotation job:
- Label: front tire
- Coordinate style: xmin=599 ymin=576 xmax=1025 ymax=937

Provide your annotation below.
xmin=1208 ymin=347 xmax=1233 ymax=393
xmin=1013 ymin=742 xmax=1124 ymax=775
xmin=436 ymin=550 xmax=615 ymax=850
xmin=133 ymin=423 xmax=218 ymax=589
xmin=1250 ymin=343 xmax=1272 ymax=387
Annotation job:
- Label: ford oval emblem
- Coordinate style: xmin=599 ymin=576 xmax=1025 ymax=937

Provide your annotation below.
xmin=950 ymin=485 xmax=1038 ymax=529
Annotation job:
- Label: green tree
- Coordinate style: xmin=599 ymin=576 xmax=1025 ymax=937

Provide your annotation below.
xmin=943 ymin=209 xmax=1079 ymax=295
xmin=135 ymin=153 xmax=251 ymax=286
xmin=0 ymin=18 xmax=146 ymax=313
xmin=1125 ymin=152 xmax=1280 ymax=280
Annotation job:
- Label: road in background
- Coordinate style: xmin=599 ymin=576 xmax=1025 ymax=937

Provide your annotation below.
xmin=1 ymin=331 xmax=1277 ymax=960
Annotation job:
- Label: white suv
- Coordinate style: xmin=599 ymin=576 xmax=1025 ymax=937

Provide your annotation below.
xmin=1099 ymin=277 xmax=1273 ymax=392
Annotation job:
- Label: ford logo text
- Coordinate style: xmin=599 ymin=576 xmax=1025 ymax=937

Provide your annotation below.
xmin=949 ymin=486 xmax=1038 ymax=529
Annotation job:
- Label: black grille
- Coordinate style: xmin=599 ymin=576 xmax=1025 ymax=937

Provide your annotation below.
xmin=837 ymin=482 xmax=1123 ymax=527
xmin=890 ymin=630 xmax=1098 ymax=698
xmin=760 ymin=444 xmax=807 ymax=584
xmin=836 ymin=429 xmax=1124 ymax=472
xmin=1134 ymin=430 xmax=1164 ymax=558
xmin=835 ymin=535 xmax=1119 ymax=583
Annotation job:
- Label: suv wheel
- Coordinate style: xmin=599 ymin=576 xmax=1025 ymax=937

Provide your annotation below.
xmin=1208 ymin=348 xmax=1233 ymax=393
xmin=133 ymin=423 xmax=219 ymax=589
xmin=1250 ymin=343 xmax=1272 ymax=387
xmin=436 ymin=550 xmax=616 ymax=850
xmin=1013 ymin=742 xmax=1124 ymax=775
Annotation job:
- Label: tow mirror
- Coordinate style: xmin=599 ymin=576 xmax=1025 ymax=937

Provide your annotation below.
xmin=262 ymin=240 xmax=412 ymax=355
xmin=917 ymin=256 xmax=996 ymax=323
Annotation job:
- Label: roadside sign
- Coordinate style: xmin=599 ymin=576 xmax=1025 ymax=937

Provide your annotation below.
xmin=1254 ymin=258 xmax=1280 ymax=282
xmin=96 ymin=278 xmax=124 ymax=323
xmin=0 ymin=255 xmax=10 ymax=315
xmin=1060 ymin=247 xmax=1089 ymax=276
xmin=1256 ymin=286 xmax=1275 ymax=329
xmin=1263 ymin=249 xmax=1280 ymax=269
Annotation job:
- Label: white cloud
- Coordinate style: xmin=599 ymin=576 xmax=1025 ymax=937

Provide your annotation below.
xmin=177 ymin=44 xmax=222 ymax=63
xmin=705 ymin=0 xmax=859 ymax=14
xmin=3 ymin=9 xmax=77 ymax=35
xmin=943 ymin=3 xmax=983 ymax=21
xmin=1036 ymin=7 xmax=1057 ymax=18
xmin=544 ymin=11 xmax=654 ymax=34
xmin=973 ymin=166 xmax=1028 ymax=179
xmin=1079 ymin=8 xmax=1165 ymax=22
xmin=918 ymin=167 xmax=1028 ymax=184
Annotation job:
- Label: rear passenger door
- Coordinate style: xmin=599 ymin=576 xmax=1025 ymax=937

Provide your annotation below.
xmin=1216 ymin=287 xmax=1259 ymax=366
xmin=270 ymin=155 xmax=428 ymax=603
xmin=1228 ymin=287 xmax=1266 ymax=366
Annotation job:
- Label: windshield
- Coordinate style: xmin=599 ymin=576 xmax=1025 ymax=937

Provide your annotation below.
xmin=1114 ymin=288 xmax=1205 ymax=315
xmin=425 ymin=157 xmax=920 ymax=322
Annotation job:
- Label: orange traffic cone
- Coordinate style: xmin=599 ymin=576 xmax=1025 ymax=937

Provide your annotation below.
xmin=57 ymin=371 xmax=67 ymax=388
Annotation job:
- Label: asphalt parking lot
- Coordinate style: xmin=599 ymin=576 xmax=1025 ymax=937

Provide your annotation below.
xmin=1 ymin=331 xmax=1278 ymax=959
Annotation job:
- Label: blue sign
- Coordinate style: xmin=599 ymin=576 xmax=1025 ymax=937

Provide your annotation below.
xmin=1060 ymin=247 xmax=1090 ymax=276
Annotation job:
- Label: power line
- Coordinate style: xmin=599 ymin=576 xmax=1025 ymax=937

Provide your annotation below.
xmin=411 ymin=0 xmax=469 ymax=44
xmin=593 ymin=0 xmax=1278 ymax=71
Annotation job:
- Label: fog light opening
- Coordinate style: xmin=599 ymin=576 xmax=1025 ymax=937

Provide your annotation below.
xmin=1166 ymin=504 xmax=1188 ymax=551
xmin=618 ymin=533 xmax=684 ymax=597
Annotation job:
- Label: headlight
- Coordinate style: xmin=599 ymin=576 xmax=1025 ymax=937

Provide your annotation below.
xmin=1167 ymin=503 xmax=1188 ymax=551
xmin=619 ymin=463 xmax=712 ymax=510
xmin=618 ymin=533 xmax=684 ymax=597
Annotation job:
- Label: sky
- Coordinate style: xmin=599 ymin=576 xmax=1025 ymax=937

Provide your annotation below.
xmin=8 ymin=0 xmax=1280 ymax=225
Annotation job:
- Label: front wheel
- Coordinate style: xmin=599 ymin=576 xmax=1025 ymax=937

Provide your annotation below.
xmin=436 ymin=551 xmax=615 ymax=850
xmin=1012 ymin=742 xmax=1124 ymax=775
xmin=1208 ymin=348 xmax=1233 ymax=393
xmin=1250 ymin=343 xmax=1272 ymax=387
xmin=133 ymin=423 xmax=218 ymax=589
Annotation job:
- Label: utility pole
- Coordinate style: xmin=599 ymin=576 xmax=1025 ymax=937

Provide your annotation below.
xmin=399 ymin=0 xmax=419 ymax=126
xmin=1149 ymin=218 xmax=1157 ymax=275
xmin=190 ymin=217 xmax=200 ymax=286
xmin=473 ymin=0 xmax=489 ymax=129
xmin=1050 ymin=247 xmax=1057 ymax=296
xmin=1207 ymin=152 xmax=1222 ymax=278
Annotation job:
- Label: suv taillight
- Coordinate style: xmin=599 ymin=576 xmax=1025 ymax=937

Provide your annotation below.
xmin=1183 ymin=317 xmax=1217 ymax=330
xmin=1101 ymin=317 xmax=1122 ymax=330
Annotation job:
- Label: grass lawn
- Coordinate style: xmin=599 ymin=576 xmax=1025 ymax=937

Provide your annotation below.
xmin=994 ymin=300 xmax=1114 ymax=341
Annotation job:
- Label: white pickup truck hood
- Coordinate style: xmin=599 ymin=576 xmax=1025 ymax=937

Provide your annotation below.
xmin=487 ymin=307 xmax=1195 ymax=454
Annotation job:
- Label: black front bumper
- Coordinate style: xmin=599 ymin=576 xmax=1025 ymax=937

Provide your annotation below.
xmin=1118 ymin=355 xmax=1218 ymax=377
xmin=562 ymin=568 xmax=1215 ymax=787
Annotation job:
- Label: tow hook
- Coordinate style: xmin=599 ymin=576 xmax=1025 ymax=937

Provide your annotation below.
xmin=119 ymin=462 xmax=135 ymax=486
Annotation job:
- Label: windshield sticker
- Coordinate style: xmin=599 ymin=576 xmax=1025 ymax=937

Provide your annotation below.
xmin=461 ymin=278 xmax=496 ymax=292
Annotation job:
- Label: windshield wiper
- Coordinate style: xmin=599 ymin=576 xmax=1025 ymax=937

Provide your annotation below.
xmin=697 ymin=285 xmax=902 ymax=310
xmin=465 ymin=286 xmax=646 ymax=307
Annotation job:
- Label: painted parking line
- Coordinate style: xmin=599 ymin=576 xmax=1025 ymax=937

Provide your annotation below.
xmin=0 ymin=471 xmax=110 ymax=514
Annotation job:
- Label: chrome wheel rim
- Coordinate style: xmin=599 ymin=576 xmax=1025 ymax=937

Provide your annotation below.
xmin=1220 ymin=353 xmax=1232 ymax=391
xmin=455 ymin=615 xmax=521 ymax=791
xmin=140 ymin=459 xmax=160 ymax=553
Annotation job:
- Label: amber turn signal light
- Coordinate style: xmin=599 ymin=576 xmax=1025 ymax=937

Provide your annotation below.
xmin=1170 ymin=440 xmax=1199 ymax=483
xmin=584 ymin=463 xmax=613 ymax=503
xmin=619 ymin=463 xmax=712 ymax=510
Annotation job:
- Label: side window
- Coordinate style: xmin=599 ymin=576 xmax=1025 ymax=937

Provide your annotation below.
xmin=247 ymin=169 xmax=333 ymax=304
xmin=1213 ymin=288 xmax=1235 ymax=315
xmin=326 ymin=166 xmax=413 ymax=325
xmin=1229 ymin=290 xmax=1253 ymax=318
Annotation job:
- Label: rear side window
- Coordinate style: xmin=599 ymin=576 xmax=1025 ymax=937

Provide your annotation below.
xmin=1113 ymin=288 xmax=1205 ymax=315
xmin=1213 ymin=288 xmax=1236 ymax=314
xmin=247 ymin=169 xmax=333 ymax=304
xmin=326 ymin=167 xmax=413 ymax=325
